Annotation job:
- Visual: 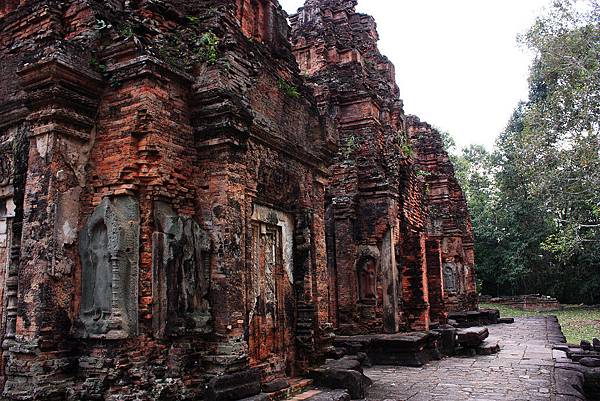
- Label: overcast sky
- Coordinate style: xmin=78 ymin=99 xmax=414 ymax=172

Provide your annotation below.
xmin=280 ymin=0 xmax=552 ymax=150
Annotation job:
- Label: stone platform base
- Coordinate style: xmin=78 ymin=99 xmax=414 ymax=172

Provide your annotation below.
xmin=333 ymin=331 xmax=442 ymax=367
xmin=481 ymin=294 xmax=562 ymax=312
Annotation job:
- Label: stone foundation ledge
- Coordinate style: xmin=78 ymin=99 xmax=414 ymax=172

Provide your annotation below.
xmin=480 ymin=294 xmax=562 ymax=312
xmin=554 ymin=339 xmax=600 ymax=401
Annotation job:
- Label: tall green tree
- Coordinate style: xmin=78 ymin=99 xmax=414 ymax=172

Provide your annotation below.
xmin=520 ymin=0 xmax=600 ymax=258
xmin=465 ymin=0 xmax=600 ymax=303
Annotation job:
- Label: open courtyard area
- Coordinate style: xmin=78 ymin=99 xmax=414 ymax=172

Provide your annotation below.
xmin=365 ymin=317 xmax=561 ymax=401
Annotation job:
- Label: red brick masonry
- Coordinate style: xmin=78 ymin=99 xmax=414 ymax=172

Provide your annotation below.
xmin=0 ymin=0 xmax=476 ymax=399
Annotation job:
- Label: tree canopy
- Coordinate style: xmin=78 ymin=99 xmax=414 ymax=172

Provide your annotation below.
xmin=454 ymin=0 xmax=600 ymax=303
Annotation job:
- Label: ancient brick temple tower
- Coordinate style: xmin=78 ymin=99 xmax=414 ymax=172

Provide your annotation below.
xmin=0 ymin=0 xmax=476 ymax=399
xmin=290 ymin=0 xmax=477 ymax=334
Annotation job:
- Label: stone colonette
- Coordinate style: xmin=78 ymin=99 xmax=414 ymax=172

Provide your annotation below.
xmin=0 ymin=0 xmax=476 ymax=399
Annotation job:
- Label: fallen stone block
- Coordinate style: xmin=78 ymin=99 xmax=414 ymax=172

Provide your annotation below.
xmin=584 ymin=367 xmax=600 ymax=399
xmin=356 ymin=352 xmax=371 ymax=367
xmin=447 ymin=312 xmax=468 ymax=327
xmin=479 ymin=309 xmax=500 ymax=325
xmin=458 ymin=347 xmax=477 ymax=357
xmin=261 ymin=378 xmax=290 ymax=393
xmin=324 ymin=357 xmax=364 ymax=373
xmin=476 ymin=338 xmax=501 ymax=355
xmin=580 ymin=357 xmax=600 ymax=368
xmin=431 ymin=325 xmax=457 ymax=356
xmin=457 ymin=327 xmax=489 ymax=347
xmin=333 ymin=336 xmax=373 ymax=356
xmin=426 ymin=331 xmax=443 ymax=361
xmin=369 ymin=332 xmax=433 ymax=366
xmin=205 ymin=369 xmax=261 ymax=401
xmin=341 ymin=352 xmax=371 ymax=367
xmin=448 ymin=310 xmax=493 ymax=327
xmin=498 ymin=317 xmax=515 ymax=324
xmin=326 ymin=347 xmax=347 ymax=360
xmin=555 ymin=367 xmax=586 ymax=399
xmin=309 ymin=357 xmax=372 ymax=399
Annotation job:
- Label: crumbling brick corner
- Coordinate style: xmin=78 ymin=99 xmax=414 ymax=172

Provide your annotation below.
xmin=407 ymin=116 xmax=478 ymax=313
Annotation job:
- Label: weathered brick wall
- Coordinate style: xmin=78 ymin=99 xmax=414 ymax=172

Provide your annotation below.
xmin=0 ymin=0 xmax=478 ymax=399
xmin=0 ymin=0 xmax=333 ymax=399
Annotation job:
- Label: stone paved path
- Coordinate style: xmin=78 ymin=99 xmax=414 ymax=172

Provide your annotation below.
xmin=365 ymin=317 xmax=558 ymax=401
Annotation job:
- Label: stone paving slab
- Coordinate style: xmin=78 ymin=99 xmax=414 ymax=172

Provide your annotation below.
xmin=365 ymin=317 xmax=560 ymax=401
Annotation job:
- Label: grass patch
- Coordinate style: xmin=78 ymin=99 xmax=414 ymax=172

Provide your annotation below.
xmin=480 ymin=303 xmax=600 ymax=344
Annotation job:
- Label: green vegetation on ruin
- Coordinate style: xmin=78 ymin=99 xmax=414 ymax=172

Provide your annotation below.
xmin=197 ymin=31 xmax=220 ymax=65
xmin=277 ymin=78 xmax=301 ymax=99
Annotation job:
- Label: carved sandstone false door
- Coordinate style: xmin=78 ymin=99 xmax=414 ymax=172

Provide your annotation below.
xmin=249 ymin=222 xmax=290 ymax=372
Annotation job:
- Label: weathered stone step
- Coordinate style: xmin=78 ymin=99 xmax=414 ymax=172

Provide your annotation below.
xmin=239 ymin=378 xmax=314 ymax=401
xmin=456 ymin=327 xmax=490 ymax=347
xmin=334 ymin=331 xmax=441 ymax=367
xmin=309 ymin=356 xmax=372 ymax=399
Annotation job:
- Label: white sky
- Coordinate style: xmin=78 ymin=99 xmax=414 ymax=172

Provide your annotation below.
xmin=280 ymin=0 xmax=552 ymax=150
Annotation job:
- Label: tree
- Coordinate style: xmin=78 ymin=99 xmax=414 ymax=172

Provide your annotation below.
xmin=520 ymin=0 xmax=600 ymax=265
xmin=469 ymin=0 xmax=600 ymax=303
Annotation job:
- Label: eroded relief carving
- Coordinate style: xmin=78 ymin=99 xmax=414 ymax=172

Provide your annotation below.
xmin=78 ymin=196 xmax=140 ymax=339
xmin=83 ymin=220 xmax=111 ymax=321
xmin=443 ymin=263 xmax=456 ymax=292
xmin=0 ymin=153 xmax=11 ymax=187
xmin=358 ymin=257 xmax=377 ymax=302
xmin=356 ymin=245 xmax=380 ymax=303
xmin=153 ymin=202 xmax=211 ymax=338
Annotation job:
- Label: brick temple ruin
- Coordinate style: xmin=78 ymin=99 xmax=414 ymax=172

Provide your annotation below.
xmin=0 ymin=0 xmax=479 ymax=399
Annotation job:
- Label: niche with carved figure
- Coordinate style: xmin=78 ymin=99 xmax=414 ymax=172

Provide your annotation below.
xmin=355 ymin=245 xmax=380 ymax=307
xmin=357 ymin=257 xmax=377 ymax=303
xmin=77 ymin=196 xmax=139 ymax=339
xmin=81 ymin=220 xmax=111 ymax=322
xmin=443 ymin=263 xmax=457 ymax=293
xmin=152 ymin=202 xmax=212 ymax=338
